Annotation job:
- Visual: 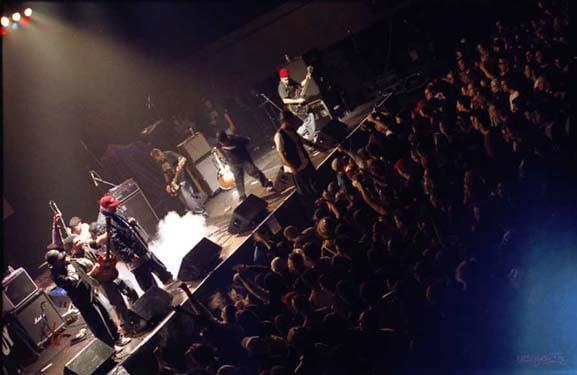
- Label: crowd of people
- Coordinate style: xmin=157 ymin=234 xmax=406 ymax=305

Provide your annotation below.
xmin=152 ymin=1 xmax=572 ymax=374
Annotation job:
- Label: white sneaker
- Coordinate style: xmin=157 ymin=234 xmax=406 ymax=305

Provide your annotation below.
xmin=115 ymin=337 xmax=131 ymax=347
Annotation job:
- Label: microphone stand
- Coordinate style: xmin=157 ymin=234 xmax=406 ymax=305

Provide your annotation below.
xmin=92 ymin=174 xmax=119 ymax=189
xmin=257 ymin=93 xmax=283 ymax=135
xmin=258 ymin=93 xmax=283 ymax=112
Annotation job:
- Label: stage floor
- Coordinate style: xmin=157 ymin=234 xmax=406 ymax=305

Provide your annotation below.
xmin=22 ymin=100 xmax=379 ymax=375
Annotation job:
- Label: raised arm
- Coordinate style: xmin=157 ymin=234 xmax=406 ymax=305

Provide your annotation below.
xmin=52 ymin=213 xmax=65 ymax=248
xmin=234 ymin=271 xmax=270 ymax=303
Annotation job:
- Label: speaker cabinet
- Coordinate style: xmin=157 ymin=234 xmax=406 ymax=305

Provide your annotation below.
xmin=9 ymin=289 xmax=66 ymax=347
xmin=194 ymin=153 xmax=221 ymax=196
xmin=64 ymin=338 xmax=116 ymax=375
xmin=177 ymin=133 xmax=212 ymax=162
xmin=118 ymin=189 xmax=159 ymax=240
xmin=2 ymin=267 xmax=39 ymax=312
xmin=178 ymin=238 xmax=222 ymax=281
xmin=315 ymin=119 xmax=350 ymax=149
xmin=129 ymin=286 xmax=172 ymax=326
xmin=108 ymin=179 xmax=159 ymax=240
xmin=228 ymin=194 xmax=268 ymax=234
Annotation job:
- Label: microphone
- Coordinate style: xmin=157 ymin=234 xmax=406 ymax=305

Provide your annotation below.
xmin=89 ymin=170 xmax=99 ymax=187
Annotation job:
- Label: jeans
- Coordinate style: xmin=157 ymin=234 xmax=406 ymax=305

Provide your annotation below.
xmin=296 ymin=113 xmax=318 ymax=142
xmin=78 ymin=294 xmax=119 ymax=346
xmin=131 ymin=252 xmax=173 ymax=292
xmin=100 ymin=281 xmax=131 ymax=325
xmin=178 ymin=180 xmax=206 ymax=213
xmin=230 ymin=159 xmax=269 ymax=198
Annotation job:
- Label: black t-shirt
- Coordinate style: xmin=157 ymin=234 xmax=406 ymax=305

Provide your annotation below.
xmin=278 ymin=80 xmax=307 ymax=118
xmin=278 ymin=79 xmax=300 ymax=100
xmin=217 ymin=135 xmax=251 ymax=165
xmin=203 ymin=104 xmax=229 ymax=136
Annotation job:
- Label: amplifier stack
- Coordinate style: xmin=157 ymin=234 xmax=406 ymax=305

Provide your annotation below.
xmin=178 ymin=133 xmax=222 ymax=197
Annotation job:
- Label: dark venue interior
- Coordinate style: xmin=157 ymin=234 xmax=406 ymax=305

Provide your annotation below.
xmin=2 ymin=0 xmax=575 ymax=374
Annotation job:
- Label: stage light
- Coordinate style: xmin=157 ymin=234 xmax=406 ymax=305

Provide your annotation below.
xmin=21 ymin=16 xmax=30 ymax=26
xmin=10 ymin=22 xmax=18 ymax=30
xmin=24 ymin=8 xmax=32 ymax=17
xmin=1 ymin=16 xmax=9 ymax=27
xmin=12 ymin=12 xmax=21 ymax=22
xmin=0 ymin=26 xmax=8 ymax=36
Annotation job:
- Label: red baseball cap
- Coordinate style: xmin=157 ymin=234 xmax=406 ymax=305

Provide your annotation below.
xmin=279 ymin=68 xmax=289 ymax=78
xmin=99 ymin=195 xmax=120 ymax=209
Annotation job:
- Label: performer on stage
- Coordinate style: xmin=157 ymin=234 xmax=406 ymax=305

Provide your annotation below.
xmin=150 ymin=148 xmax=207 ymax=216
xmin=51 ymin=213 xmax=139 ymax=335
xmin=277 ymin=67 xmax=319 ymax=142
xmin=96 ymin=195 xmax=174 ymax=292
xmin=215 ymin=131 xmax=273 ymax=202
xmin=68 ymin=216 xmax=92 ymax=242
xmin=202 ymin=98 xmax=236 ymax=138
xmin=44 ymin=248 xmax=128 ymax=347
xmin=274 ymin=111 xmax=319 ymax=198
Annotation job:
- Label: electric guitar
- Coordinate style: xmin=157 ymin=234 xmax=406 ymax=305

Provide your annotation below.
xmin=287 ymin=65 xmax=314 ymax=115
xmin=212 ymin=148 xmax=235 ymax=190
xmin=167 ymin=157 xmax=187 ymax=197
xmin=91 ymin=217 xmax=119 ymax=282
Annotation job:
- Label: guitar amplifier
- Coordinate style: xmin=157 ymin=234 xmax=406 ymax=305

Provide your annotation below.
xmin=194 ymin=153 xmax=222 ymax=196
xmin=177 ymin=133 xmax=212 ymax=162
xmin=9 ymin=289 xmax=66 ymax=347
xmin=2 ymin=267 xmax=39 ymax=313
xmin=107 ymin=179 xmax=159 ymax=240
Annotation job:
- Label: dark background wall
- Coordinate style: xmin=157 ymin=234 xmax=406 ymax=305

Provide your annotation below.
xmin=2 ymin=0 xmax=525 ymax=273
xmin=1 ymin=1 xmax=387 ymax=273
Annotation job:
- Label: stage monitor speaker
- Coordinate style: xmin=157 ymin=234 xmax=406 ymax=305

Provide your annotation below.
xmin=9 ymin=289 xmax=66 ymax=347
xmin=178 ymin=238 xmax=222 ymax=281
xmin=177 ymin=133 xmax=212 ymax=162
xmin=315 ymin=119 xmax=350 ymax=149
xmin=228 ymin=194 xmax=268 ymax=234
xmin=64 ymin=338 xmax=116 ymax=375
xmin=3 ymin=267 xmax=39 ymax=312
xmin=194 ymin=153 xmax=221 ymax=196
xmin=129 ymin=286 xmax=172 ymax=325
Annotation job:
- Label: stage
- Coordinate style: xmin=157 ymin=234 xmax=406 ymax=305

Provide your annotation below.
xmin=21 ymin=99 xmax=379 ymax=375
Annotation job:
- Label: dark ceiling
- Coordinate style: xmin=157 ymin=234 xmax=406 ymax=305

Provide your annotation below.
xmin=4 ymin=1 xmax=287 ymax=59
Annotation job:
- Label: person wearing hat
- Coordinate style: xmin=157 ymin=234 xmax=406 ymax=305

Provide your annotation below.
xmin=215 ymin=131 xmax=273 ymax=201
xmin=96 ymin=195 xmax=174 ymax=292
xmin=277 ymin=67 xmax=319 ymax=142
xmin=44 ymin=248 xmax=123 ymax=347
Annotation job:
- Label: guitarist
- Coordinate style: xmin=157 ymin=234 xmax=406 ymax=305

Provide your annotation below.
xmin=277 ymin=67 xmax=319 ymax=142
xmin=44 ymin=249 xmax=123 ymax=347
xmin=96 ymin=195 xmax=174 ymax=292
xmin=150 ymin=148 xmax=207 ymax=216
xmin=51 ymin=213 xmax=138 ymax=337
